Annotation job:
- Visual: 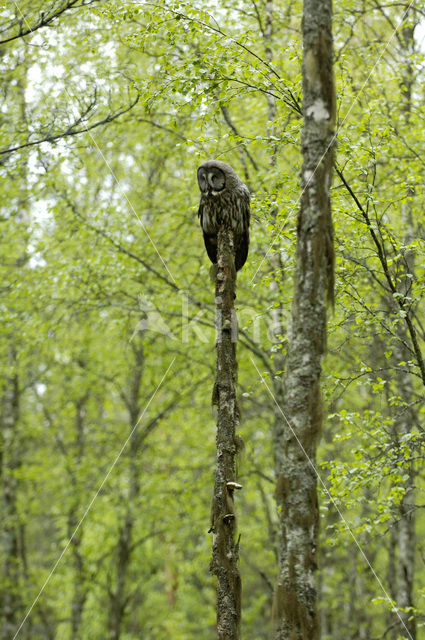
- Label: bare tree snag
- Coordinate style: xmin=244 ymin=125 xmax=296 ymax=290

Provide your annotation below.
xmin=210 ymin=227 xmax=241 ymax=640
xmin=273 ymin=0 xmax=335 ymax=638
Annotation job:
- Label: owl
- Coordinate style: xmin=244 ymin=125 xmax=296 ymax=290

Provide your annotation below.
xmin=197 ymin=160 xmax=250 ymax=271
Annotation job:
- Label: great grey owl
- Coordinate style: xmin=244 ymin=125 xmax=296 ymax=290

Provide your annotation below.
xmin=197 ymin=160 xmax=250 ymax=271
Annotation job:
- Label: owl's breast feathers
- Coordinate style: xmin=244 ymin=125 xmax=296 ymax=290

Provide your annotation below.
xmin=198 ymin=187 xmax=250 ymax=271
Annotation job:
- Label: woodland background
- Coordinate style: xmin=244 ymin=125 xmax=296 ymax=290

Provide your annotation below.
xmin=1 ymin=1 xmax=425 ymax=638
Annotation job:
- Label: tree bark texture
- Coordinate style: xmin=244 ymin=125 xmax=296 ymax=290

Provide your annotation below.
xmin=210 ymin=227 xmax=241 ymax=640
xmin=273 ymin=0 xmax=335 ymax=638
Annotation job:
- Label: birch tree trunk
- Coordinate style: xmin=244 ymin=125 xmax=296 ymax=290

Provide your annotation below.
xmin=210 ymin=227 xmax=241 ymax=640
xmin=273 ymin=0 xmax=335 ymax=637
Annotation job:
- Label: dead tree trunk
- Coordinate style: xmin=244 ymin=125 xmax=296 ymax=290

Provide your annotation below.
xmin=210 ymin=227 xmax=241 ymax=640
xmin=273 ymin=0 xmax=335 ymax=637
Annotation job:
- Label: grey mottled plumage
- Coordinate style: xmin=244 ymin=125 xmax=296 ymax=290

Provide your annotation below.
xmin=197 ymin=160 xmax=250 ymax=271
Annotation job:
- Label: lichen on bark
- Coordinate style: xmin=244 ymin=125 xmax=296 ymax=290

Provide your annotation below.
xmin=273 ymin=0 xmax=335 ymax=638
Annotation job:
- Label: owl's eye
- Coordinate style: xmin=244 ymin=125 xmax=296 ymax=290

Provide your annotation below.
xmin=208 ymin=170 xmax=225 ymax=190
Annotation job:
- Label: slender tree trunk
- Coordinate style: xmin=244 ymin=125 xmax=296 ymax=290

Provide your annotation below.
xmin=68 ymin=509 xmax=86 ymax=640
xmin=69 ymin=395 xmax=89 ymax=640
xmin=392 ymin=13 xmax=417 ymax=638
xmin=108 ymin=514 xmax=131 ymax=640
xmin=393 ymin=340 xmax=416 ymax=640
xmin=355 ymin=490 xmax=379 ymax=639
xmin=1 ymin=58 xmax=30 ymax=640
xmin=1 ymin=351 xmax=21 ymax=640
xmin=273 ymin=0 xmax=335 ymax=637
xmin=263 ymin=1 xmax=288 ymax=477
xmin=395 ymin=462 xmax=415 ymax=640
xmin=387 ymin=521 xmax=398 ymax=640
xmin=210 ymin=227 xmax=241 ymax=640
xmin=107 ymin=340 xmax=144 ymax=640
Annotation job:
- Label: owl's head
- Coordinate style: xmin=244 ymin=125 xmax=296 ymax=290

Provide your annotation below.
xmin=197 ymin=160 xmax=239 ymax=197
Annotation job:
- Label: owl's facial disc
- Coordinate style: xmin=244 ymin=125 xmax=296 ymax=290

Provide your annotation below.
xmin=207 ymin=168 xmax=225 ymax=195
xmin=197 ymin=165 xmax=225 ymax=196
xmin=197 ymin=168 xmax=208 ymax=193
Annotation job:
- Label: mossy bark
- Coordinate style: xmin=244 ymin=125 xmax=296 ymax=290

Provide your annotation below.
xmin=273 ymin=0 xmax=335 ymax=638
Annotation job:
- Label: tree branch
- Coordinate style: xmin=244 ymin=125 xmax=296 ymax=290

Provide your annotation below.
xmin=0 ymin=94 xmax=141 ymax=157
xmin=0 ymin=0 xmax=101 ymax=46
xmin=336 ymin=165 xmax=425 ymax=386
